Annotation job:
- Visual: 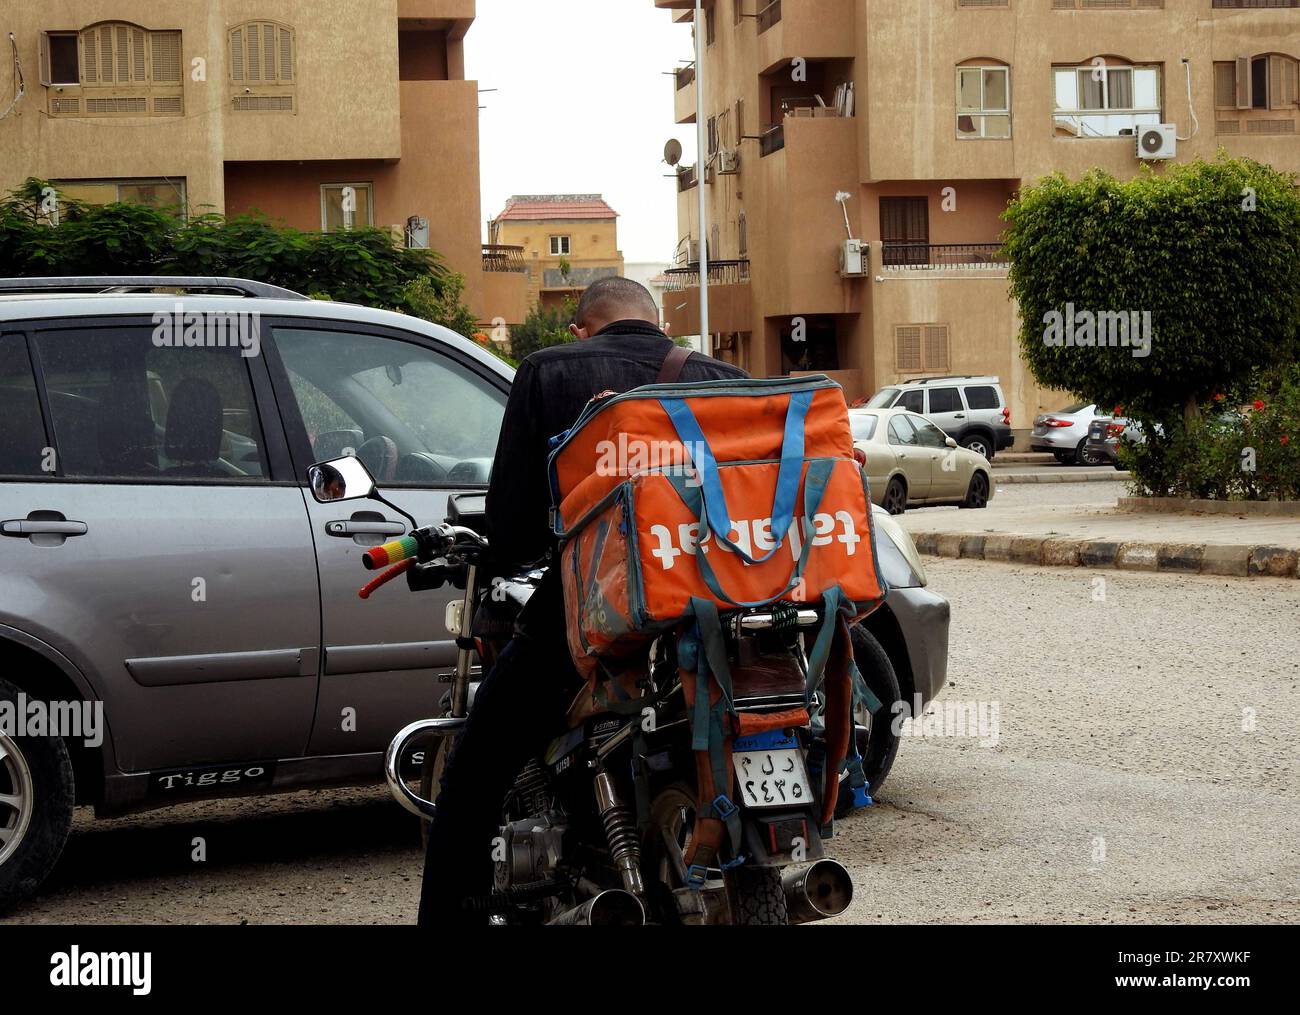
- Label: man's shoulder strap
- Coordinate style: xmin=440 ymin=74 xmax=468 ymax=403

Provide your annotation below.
xmin=658 ymin=344 xmax=694 ymax=384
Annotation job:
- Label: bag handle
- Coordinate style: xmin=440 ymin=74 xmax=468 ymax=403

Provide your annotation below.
xmin=660 ymin=389 xmax=813 ymax=565
xmin=666 ymin=458 xmax=834 ymax=609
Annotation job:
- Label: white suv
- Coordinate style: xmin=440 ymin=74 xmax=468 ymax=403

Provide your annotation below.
xmin=862 ymin=376 xmax=1014 ymax=460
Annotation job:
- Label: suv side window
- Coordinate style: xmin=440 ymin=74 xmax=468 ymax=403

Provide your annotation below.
xmin=0 ymin=334 xmax=48 ymax=478
xmin=896 ymin=389 xmax=924 ymax=414
xmin=273 ymin=327 xmax=507 ymax=487
xmin=927 ymin=387 xmax=962 ymax=414
xmin=964 ymin=385 xmax=1000 ymax=410
xmin=33 ymin=327 xmax=269 ymax=481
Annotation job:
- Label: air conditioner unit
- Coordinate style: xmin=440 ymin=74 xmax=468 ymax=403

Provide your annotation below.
xmin=685 ymin=239 xmax=700 ymax=264
xmin=839 ymin=239 xmax=867 ymax=278
xmin=1135 ymin=124 xmax=1176 ymax=161
xmin=717 ymin=149 xmax=741 ymax=175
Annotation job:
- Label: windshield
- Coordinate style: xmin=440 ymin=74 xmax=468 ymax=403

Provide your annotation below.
xmin=865 ymin=388 xmax=900 ymax=409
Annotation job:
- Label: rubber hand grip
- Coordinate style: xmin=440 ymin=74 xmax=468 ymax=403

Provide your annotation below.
xmin=363 ymin=535 xmax=419 ymax=571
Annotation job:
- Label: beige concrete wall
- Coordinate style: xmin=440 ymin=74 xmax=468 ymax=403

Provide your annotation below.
xmin=480 ymin=267 xmax=529 ymax=329
xmin=861 ymin=0 xmax=1300 ymax=184
xmin=0 ymin=0 xmax=488 ymax=317
xmin=222 ymin=0 xmax=403 ymax=163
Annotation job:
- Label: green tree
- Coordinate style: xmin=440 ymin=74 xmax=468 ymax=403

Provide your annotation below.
xmin=1003 ymin=154 xmax=1300 ymax=429
xmin=0 ymin=178 xmax=477 ymax=327
xmin=509 ymin=299 xmax=577 ymax=361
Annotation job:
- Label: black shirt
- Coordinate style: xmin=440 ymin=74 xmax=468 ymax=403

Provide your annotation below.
xmin=485 ymin=320 xmax=749 ymax=636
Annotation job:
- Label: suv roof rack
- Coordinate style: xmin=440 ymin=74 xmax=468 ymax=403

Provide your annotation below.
xmin=902 ymin=375 xmax=995 ymax=385
xmin=0 ymin=276 xmax=310 ymax=301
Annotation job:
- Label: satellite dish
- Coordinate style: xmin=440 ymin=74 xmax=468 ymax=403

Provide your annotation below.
xmin=664 ymin=139 xmax=683 ymax=167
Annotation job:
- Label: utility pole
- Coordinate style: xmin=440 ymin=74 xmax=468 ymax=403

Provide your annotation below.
xmin=694 ymin=0 xmax=710 ymax=355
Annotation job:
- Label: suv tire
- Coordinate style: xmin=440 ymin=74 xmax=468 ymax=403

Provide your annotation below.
xmin=0 ymin=677 xmax=75 ymax=910
xmin=959 ymin=434 xmax=993 ymax=460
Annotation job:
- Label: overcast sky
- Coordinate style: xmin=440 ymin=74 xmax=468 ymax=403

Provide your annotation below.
xmin=465 ymin=1 xmax=698 ymax=264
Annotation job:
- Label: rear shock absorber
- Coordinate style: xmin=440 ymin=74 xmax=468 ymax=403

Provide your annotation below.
xmin=593 ymin=771 xmax=645 ymax=897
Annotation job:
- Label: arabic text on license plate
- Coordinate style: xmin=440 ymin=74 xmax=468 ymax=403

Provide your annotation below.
xmin=733 ymin=748 xmax=812 ymax=809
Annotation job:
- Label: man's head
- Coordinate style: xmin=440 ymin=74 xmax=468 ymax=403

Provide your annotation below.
xmin=569 ymin=277 xmax=660 ymax=340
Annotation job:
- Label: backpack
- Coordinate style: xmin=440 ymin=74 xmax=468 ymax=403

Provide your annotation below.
xmin=548 ymin=374 xmax=887 ymax=855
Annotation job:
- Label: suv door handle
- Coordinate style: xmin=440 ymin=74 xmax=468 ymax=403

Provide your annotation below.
xmin=953 ymin=413 xmax=966 ymax=419
xmin=325 ymin=519 xmax=406 ymax=538
xmin=2 ymin=519 xmax=88 ymax=536
xmin=2 ymin=512 xmax=88 ymax=546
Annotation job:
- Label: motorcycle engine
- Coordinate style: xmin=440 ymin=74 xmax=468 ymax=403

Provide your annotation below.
xmin=493 ymin=760 xmax=568 ymax=892
xmin=493 ymin=813 xmax=567 ymax=892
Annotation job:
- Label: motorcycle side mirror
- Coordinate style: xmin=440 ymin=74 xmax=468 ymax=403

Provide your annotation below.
xmin=308 ymin=456 xmax=376 ymax=504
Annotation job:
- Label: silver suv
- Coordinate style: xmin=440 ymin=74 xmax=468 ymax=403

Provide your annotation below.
xmin=0 ymin=277 xmax=950 ymax=909
xmin=862 ymin=376 xmax=1014 ymax=460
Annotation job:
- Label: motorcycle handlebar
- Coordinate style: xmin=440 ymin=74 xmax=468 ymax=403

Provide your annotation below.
xmin=361 ymin=525 xmax=489 ymax=572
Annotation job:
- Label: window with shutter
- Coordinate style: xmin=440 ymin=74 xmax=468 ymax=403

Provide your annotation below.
xmin=895 ymin=327 xmax=923 ymax=373
xmin=229 ymin=21 xmax=296 ymax=112
xmin=1215 ymin=53 xmax=1300 ymax=134
xmin=43 ymin=22 xmax=183 ymax=118
xmin=894 ymin=324 xmax=950 ymax=374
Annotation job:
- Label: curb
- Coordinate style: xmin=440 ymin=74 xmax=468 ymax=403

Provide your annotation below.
xmin=910 ymin=531 xmax=1299 ymax=579
xmin=993 ymin=471 xmax=1130 ymax=485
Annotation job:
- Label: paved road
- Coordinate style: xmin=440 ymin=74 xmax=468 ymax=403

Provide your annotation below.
xmin=4 ymin=558 xmax=1297 ymax=925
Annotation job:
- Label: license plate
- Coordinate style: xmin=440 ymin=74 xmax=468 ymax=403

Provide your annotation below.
xmin=732 ymin=730 xmax=812 ymax=810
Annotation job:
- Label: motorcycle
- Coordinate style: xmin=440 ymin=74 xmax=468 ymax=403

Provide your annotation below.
xmin=308 ymin=455 xmax=857 ymax=926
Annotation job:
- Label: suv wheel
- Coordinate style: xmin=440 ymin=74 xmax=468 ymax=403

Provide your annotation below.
xmin=0 ymin=678 xmax=75 ymax=910
xmin=959 ymin=434 xmax=993 ymax=460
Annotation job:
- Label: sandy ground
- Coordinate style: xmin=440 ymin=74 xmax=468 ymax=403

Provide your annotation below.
xmin=4 ymin=557 xmax=1298 ymax=925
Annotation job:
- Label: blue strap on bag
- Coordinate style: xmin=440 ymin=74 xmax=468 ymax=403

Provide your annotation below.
xmin=660 ymin=390 xmax=813 ymax=565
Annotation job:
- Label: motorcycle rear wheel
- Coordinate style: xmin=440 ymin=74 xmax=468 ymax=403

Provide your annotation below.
xmin=646 ymin=782 xmax=789 ymax=926
xmin=725 ymin=864 xmax=789 ymax=926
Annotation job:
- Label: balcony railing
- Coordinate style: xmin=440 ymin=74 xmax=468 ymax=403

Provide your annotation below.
xmin=663 ymin=259 xmax=751 ymax=291
xmin=881 ymin=242 xmax=1008 ymax=269
xmin=757 ymin=0 xmax=783 ymax=33
xmin=1211 ymin=0 xmax=1298 ymax=7
xmin=482 ymin=244 xmax=527 ymax=273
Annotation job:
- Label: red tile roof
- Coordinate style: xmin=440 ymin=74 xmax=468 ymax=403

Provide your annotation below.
xmin=493 ymin=194 xmax=619 ymax=223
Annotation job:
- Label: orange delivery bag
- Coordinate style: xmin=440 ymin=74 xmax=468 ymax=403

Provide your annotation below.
xmin=547 ymin=375 xmax=887 ymax=679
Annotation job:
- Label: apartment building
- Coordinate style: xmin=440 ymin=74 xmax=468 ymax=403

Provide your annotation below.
xmin=0 ymin=1 xmax=527 ymax=327
xmin=656 ymin=0 xmax=1300 ymax=423
xmin=487 ymin=194 xmax=626 ymax=313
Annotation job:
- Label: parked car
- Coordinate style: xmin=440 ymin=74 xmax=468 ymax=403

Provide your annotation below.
xmin=861 ymin=375 xmax=1014 ymax=460
xmin=1085 ymin=416 xmax=1140 ymax=469
xmin=850 ymin=407 xmax=995 ymax=514
xmin=0 ymin=276 xmax=950 ymax=908
xmin=1030 ymin=403 xmax=1110 ymax=466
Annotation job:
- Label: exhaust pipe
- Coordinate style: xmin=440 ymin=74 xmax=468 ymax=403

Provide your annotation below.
xmin=782 ymin=859 xmax=854 ymax=924
xmin=547 ymin=890 xmax=646 ymax=927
